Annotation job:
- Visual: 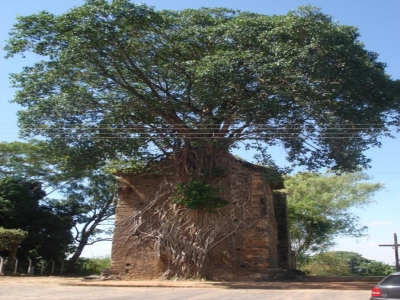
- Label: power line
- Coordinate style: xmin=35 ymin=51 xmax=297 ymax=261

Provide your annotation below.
xmin=0 ymin=123 xmax=392 ymax=141
xmin=0 ymin=123 xmax=389 ymax=127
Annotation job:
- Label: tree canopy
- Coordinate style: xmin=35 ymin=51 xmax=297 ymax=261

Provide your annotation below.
xmin=0 ymin=140 xmax=117 ymax=270
xmin=5 ymin=0 xmax=400 ymax=174
xmin=0 ymin=227 xmax=27 ymax=252
xmin=285 ymin=172 xmax=384 ymax=261
xmin=0 ymin=140 xmax=88 ymax=194
xmin=0 ymin=177 xmax=73 ymax=261
xmin=0 ymin=140 xmax=50 ymax=180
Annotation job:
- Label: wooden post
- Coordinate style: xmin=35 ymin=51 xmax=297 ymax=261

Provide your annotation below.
xmin=379 ymin=233 xmax=400 ymax=272
xmin=13 ymin=259 xmax=18 ymax=275
xmin=27 ymin=258 xmax=32 ymax=275
xmin=60 ymin=260 xmax=64 ymax=274
xmin=51 ymin=260 xmax=55 ymax=275
xmin=0 ymin=257 xmax=4 ymax=275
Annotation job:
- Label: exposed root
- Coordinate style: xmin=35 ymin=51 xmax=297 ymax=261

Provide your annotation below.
xmin=114 ymin=155 xmax=264 ymax=279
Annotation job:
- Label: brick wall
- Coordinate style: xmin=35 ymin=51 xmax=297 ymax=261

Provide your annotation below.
xmin=110 ymin=160 xmax=290 ymax=280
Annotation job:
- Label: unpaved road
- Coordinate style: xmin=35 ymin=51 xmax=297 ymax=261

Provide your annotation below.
xmin=0 ymin=276 xmax=374 ymax=300
xmin=0 ymin=285 xmax=371 ymax=300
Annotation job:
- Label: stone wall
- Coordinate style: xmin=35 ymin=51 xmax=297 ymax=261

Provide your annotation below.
xmin=111 ymin=175 xmax=167 ymax=279
xmin=110 ymin=160 xmax=290 ymax=280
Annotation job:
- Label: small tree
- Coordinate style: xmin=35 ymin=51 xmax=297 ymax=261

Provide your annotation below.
xmin=302 ymin=252 xmax=352 ymax=276
xmin=0 ymin=227 xmax=27 ymax=252
xmin=285 ymin=172 xmax=384 ymax=261
xmin=75 ymin=256 xmax=111 ymax=275
xmin=0 ymin=227 xmax=27 ymax=271
xmin=58 ymin=174 xmax=117 ymax=273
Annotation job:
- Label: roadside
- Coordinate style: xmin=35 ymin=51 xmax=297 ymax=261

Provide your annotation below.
xmin=0 ymin=275 xmax=378 ymax=290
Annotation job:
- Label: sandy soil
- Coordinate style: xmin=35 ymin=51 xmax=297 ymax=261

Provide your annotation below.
xmin=0 ymin=275 xmax=378 ymax=290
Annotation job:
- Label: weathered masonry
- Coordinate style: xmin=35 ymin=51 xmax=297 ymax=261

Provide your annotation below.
xmin=110 ymin=157 xmax=291 ymax=281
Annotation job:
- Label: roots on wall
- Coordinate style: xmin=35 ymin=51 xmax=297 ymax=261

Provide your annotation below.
xmin=112 ymin=154 xmax=278 ymax=279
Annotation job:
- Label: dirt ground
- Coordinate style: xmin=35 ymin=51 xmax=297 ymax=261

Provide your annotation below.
xmin=0 ymin=276 xmax=79 ymax=285
xmin=0 ymin=275 xmax=379 ymax=290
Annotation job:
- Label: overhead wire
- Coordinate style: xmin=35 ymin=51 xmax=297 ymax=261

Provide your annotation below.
xmin=0 ymin=123 xmax=387 ymax=140
xmin=0 ymin=123 xmax=391 ymax=140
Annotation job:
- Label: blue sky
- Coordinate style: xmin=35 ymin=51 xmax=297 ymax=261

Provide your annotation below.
xmin=1 ymin=0 xmax=400 ymax=264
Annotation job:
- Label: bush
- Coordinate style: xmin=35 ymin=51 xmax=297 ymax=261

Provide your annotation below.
xmin=74 ymin=256 xmax=111 ymax=275
xmin=299 ymin=251 xmax=395 ymax=276
xmin=173 ymin=180 xmax=228 ymax=212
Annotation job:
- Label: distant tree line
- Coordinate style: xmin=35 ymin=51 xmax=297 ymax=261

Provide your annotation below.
xmin=299 ymin=251 xmax=394 ymax=276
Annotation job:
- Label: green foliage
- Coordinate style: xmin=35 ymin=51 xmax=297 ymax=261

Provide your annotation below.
xmin=302 ymin=252 xmax=352 ymax=276
xmin=0 ymin=227 xmax=27 ymax=251
xmin=0 ymin=177 xmax=46 ymax=228
xmin=301 ymin=251 xmax=394 ymax=276
xmin=0 ymin=140 xmax=91 ymax=192
xmin=59 ymin=174 xmax=116 ymax=245
xmin=0 ymin=177 xmax=74 ymax=260
xmin=75 ymin=256 xmax=111 ymax=275
xmin=5 ymin=1 xmax=400 ymax=172
xmin=0 ymin=140 xmax=117 ymax=270
xmin=58 ymin=173 xmax=117 ymax=272
xmin=0 ymin=140 xmax=50 ymax=180
xmin=285 ymin=172 xmax=384 ymax=259
xmin=173 ymin=180 xmax=228 ymax=211
xmin=360 ymin=260 xmax=394 ymax=276
xmin=333 ymin=251 xmax=393 ymax=276
xmin=104 ymin=158 xmax=150 ymax=175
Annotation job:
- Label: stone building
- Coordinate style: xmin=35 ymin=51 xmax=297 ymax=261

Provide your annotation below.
xmin=110 ymin=157 xmax=291 ymax=281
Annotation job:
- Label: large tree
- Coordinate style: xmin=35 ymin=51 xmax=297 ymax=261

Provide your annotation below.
xmin=284 ymin=172 xmax=384 ymax=262
xmin=0 ymin=141 xmax=117 ymax=272
xmin=0 ymin=178 xmax=74 ymax=268
xmin=4 ymin=1 xmax=400 ymax=175
xmin=5 ymin=1 xmax=400 ymax=277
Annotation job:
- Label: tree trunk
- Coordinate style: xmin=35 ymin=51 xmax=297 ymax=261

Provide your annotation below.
xmin=67 ymin=234 xmax=90 ymax=273
xmin=175 ymin=143 xmax=230 ymax=182
xmin=5 ymin=243 xmax=18 ymax=272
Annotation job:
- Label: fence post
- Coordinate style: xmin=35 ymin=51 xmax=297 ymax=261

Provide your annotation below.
xmin=0 ymin=257 xmax=4 ymax=275
xmin=60 ymin=260 xmax=64 ymax=275
xmin=40 ymin=260 xmax=45 ymax=275
xmin=27 ymin=258 xmax=32 ymax=275
xmin=51 ymin=260 xmax=55 ymax=275
xmin=13 ymin=259 xmax=18 ymax=275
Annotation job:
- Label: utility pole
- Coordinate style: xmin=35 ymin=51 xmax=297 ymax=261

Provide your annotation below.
xmin=379 ymin=233 xmax=399 ymax=272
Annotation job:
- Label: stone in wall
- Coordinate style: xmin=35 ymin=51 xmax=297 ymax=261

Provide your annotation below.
xmin=110 ymin=158 xmax=290 ymax=281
